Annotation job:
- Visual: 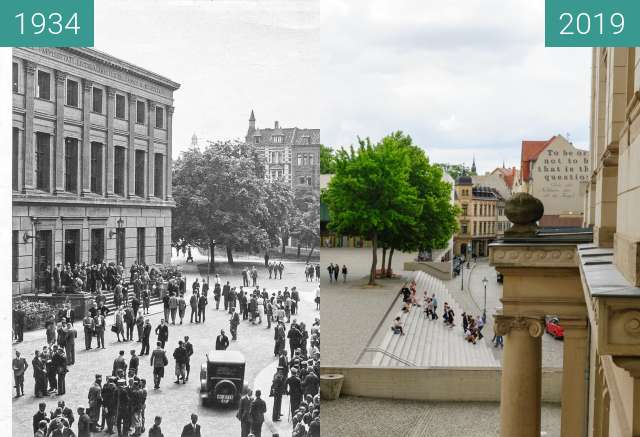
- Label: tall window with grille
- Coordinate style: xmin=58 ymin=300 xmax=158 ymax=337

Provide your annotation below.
xmin=12 ymin=128 xmax=19 ymax=191
xmin=65 ymin=138 xmax=78 ymax=193
xmin=116 ymin=228 xmax=125 ymax=265
xmin=137 ymin=227 xmax=145 ymax=264
xmin=12 ymin=62 xmax=19 ymax=93
xmin=90 ymin=142 xmax=103 ymax=194
xmin=35 ymin=132 xmax=50 ymax=191
xmin=114 ymin=146 xmax=125 ymax=196
xmin=135 ymin=150 xmax=145 ymax=196
xmin=156 ymin=227 xmax=164 ymax=264
xmin=154 ymin=153 xmax=164 ymax=198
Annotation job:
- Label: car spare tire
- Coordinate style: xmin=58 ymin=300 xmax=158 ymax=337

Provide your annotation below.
xmin=213 ymin=379 xmax=237 ymax=406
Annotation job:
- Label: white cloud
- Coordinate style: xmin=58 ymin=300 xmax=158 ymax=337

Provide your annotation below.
xmin=321 ymin=0 xmax=591 ymax=173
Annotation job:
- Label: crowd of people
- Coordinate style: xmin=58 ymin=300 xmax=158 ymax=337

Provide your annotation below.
xmin=15 ymin=255 xmax=320 ymax=437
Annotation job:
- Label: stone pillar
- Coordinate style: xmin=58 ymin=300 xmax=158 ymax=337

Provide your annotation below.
xmin=593 ymin=361 xmax=611 ymax=437
xmin=147 ymin=102 xmax=155 ymax=199
xmin=613 ymin=357 xmax=640 ymax=436
xmin=594 ymin=165 xmax=617 ymax=247
xmin=24 ymin=61 xmax=36 ymax=192
xmin=166 ymin=106 xmax=174 ymax=200
xmin=54 ymin=71 xmax=66 ymax=194
xmin=128 ymin=94 xmax=136 ymax=197
xmin=561 ymin=318 xmax=589 ymax=437
xmin=106 ymin=87 xmax=115 ymax=196
xmin=495 ymin=316 xmax=544 ymax=437
xmin=81 ymin=80 xmax=92 ymax=195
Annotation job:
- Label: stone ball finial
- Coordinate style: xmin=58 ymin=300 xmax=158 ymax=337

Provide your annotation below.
xmin=504 ymin=192 xmax=544 ymax=237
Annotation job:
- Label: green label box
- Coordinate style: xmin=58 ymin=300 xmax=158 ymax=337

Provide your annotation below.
xmin=546 ymin=0 xmax=640 ymax=47
xmin=0 ymin=0 xmax=94 ymax=47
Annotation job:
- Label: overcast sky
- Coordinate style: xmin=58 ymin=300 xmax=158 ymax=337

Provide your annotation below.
xmin=94 ymin=0 xmax=320 ymax=158
xmin=93 ymin=0 xmax=591 ymax=173
xmin=321 ymin=0 xmax=592 ymax=173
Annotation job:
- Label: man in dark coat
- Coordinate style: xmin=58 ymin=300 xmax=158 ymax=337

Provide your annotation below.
xmin=52 ymin=347 xmax=67 ymax=395
xmin=83 ymin=313 xmax=94 ymax=350
xmin=286 ymin=368 xmax=303 ymax=415
xmin=180 ymin=413 xmax=202 ymax=437
xmin=197 ymin=293 xmax=207 ymax=323
xmin=13 ymin=350 xmax=28 ymax=397
xmin=64 ymin=323 xmax=76 ymax=365
xmin=76 ymin=407 xmax=91 ymax=437
xmin=270 ymin=367 xmax=286 ymax=421
xmin=189 ymin=292 xmax=198 ymax=323
xmin=184 ymin=336 xmax=194 ymax=381
xmin=249 ymin=390 xmax=267 ymax=437
xmin=33 ymin=402 xmax=49 ymax=434
xmin=87 ymin=374 xmax=102 ymax=432
xmin=237 ymin=389 xmax=252 ymax=437
xmin=140 ymin=319 xmax=152 ymax=355
xmin=155 ymin=320 xmax=169 ymax=349
xmin=222 ymin=282 xmax=230 ymax=311
xmin=215 ymin=330 xmax=229 ymax=350
xmin=32 ymin=351 xmax=46 ymax=397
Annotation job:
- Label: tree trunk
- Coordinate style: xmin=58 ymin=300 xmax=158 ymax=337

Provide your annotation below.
xmin=381 ymin=247 xmax=387 ymax=277
xmin=297 ymin=244 xmax=301 ymax=259
xmin=306 ymin=244 xmax=315 ymax=263
xmin=209 ymin=241 xmax=215 ymax=268
xmin=387 ymin=247 xmax=395 ymax=277
xmin=369 ymin=233 xmax=378 ymax=285
xmin=226 ymin=246 xmax=234 ymax=264
xmin=282 ymin=237 xmax=286 ymax=257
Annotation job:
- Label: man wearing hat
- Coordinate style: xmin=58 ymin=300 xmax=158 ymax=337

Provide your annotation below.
xmin=87 ymin=374 xmax=103 ymax=431
xmin=270 ymin=367 xmax=286 ymax=422
xmin=249 ymin=389 xmax=267 ymax=437
xmin=237 ymin=389 xmax=253 ymax=437
xmin=101 ymin=376 xmax=118 ymax=434
xmin=286 ymin=367 xmax=302 ymax=416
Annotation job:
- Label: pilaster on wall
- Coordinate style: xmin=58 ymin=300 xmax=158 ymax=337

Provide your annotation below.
xmin=594 ymin=165 xmax=618 ymax=248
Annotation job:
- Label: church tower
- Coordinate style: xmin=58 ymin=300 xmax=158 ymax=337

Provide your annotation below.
xmin=191 ymin=133 xmax=198 ymax=146
xmin=471 ymin=155 xmax=477 ymax=174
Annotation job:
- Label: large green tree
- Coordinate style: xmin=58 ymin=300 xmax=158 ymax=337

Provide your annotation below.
xmin=173 ymin=140 xmax=290 ymax=264
xmin=324 ymin=137 xmax=421 ymax=285
xmin=320 ymin=145 xmax=337 ymax=174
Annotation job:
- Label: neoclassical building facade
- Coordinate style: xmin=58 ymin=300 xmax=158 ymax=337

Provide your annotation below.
xmin=490 ymin=47 xmax=640 ymax=437
xmin=12 ymin=48 xmax=180 ymax=295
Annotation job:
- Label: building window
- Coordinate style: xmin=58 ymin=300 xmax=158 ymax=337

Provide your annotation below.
xmin=116 ymin=94 xmax=126 ymax=119
xmin=307 ymin=176 xmax=312 ymax=185
xmin=473 ymin=204 xmax=477 ymax=216
xmin=35 ymin=132 xmax=50 ymax=191
xmin=254 ymin=136 xmax=260 ymax=144
xmin=462 ymin=205 xmax=468 ymax=216
xmin=309 ymin=154 xmax=314 ymax=166
xmin=156 ymin=227 xmax=164 ymax=264
xmin=299 ymin=177 xmax=305 ymax=184
xmin=297 ymin=153 xmax=302 ymax=166
xmin=90 ymin=142 xmax=103 ymax=194
xmin=66 ymin=79 xmax=79 ymax=107
xmin=473 ymin=222 xmax=477 ymax=235
xmin=65 ymin=137 xmax=79 ymax=193
xmin=114 ymin=146 xmax=125 ymax=196
xmin=272 ymin=135 xmax=284 ymax=144
xmin=37 ymin=70 xmax=51 ymax=100
xmin=12 ymin=230 xmax=19 ymax=282
xmin=136 ymin=100 xmax=146 ymax=124
xmin=154 ymin=153 xmax=163 ymax=198
xmin=135 ymin=150 xmax=145 ymax=196
xmin=116 ymin=228 xmax=125 ymax=265
xmin=12 ymin=128 xmax=19 ymax=191
xmin=137 ymin=227 xmax=145 ymax=264
xmin=92 ymin=87 xmax=103 ymax=113
xmin=461 ymin=224 xmax=468 ymax=235
xmin=12 ymin=62 xmax=19 ymax=93
xmin=155 ymin=106 xmax=164 ymax=129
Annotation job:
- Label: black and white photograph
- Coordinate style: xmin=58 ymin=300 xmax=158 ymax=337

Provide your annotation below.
xmin=9 ymin=1 xmax=320 ymax=436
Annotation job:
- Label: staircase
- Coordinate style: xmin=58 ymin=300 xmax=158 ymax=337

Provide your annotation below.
xmin=371 ymin=271 xmax=499 ymax=367
xmin=95 ymin=283 xmax=164 ymax=314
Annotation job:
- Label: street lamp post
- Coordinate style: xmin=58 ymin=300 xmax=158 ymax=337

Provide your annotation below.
xmin=460 ymin=255 xmax=465 ymax=291
xmin=210 ymin=239 xmax=217 ymax=276
xmin=482 ymin=276 xmax=488 ymax=322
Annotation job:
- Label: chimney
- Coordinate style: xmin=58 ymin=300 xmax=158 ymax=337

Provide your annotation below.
xmin=274 ymin=121 xmax=279 ymax=129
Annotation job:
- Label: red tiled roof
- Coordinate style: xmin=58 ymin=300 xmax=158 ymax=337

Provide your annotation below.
xmin=491 ymin=166 xmax=517 ymax=189
xmin=521 ymin=136 xmax=556 ymax=181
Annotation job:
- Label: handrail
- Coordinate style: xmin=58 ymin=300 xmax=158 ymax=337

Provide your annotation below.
xmin=362 ymin=347 xmax=416 ymax=367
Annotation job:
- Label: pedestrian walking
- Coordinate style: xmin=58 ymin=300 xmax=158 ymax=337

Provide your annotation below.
xmin=173 ymin=341 xmax=188 ymax=384
xmin=150 ymin=342 xmax=168 ymax=389
xmin=197 ymin=293 xmax=207 ymax=323
xmin=215 ymin=330 xmax=229 ymax=350
xmin=155 ymin=319 xmax=169 ymax=349
xmin=140 ymin=318 xmax=152 ymax=355
xmin=237 ymin=389 xmax=253 ymax=437
xmin=12 ymin=350 xmax=28 ymax=397
xmin=178 ymin=293 xmax=187 ymax=324
xmin=249 ymin=390 xmax=266 ymax=437
xmin=184 ymin=336 xmax=194 ymax=382
xmin=342 ymin=264 xmax=348 ymax=282
xmin=83 ymin=313 xmax=94 ymax=350
xmin=169 ymin=292 xmax=178 ymax=325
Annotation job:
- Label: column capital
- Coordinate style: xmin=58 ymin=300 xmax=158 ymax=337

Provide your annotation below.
xmin=83 ymin=80 xmax=93 ymax=92
xmin=494 ymin=315 xmax=545 ymax=338
xmin=55 ymin=71 xmax=66 ymax=84
xmin=148 ymin=101 xmax=156 ymax=111
xmin=106 ymin=87 xmax=116 ymax=98
xmin=25 ymin=61 xmax=37 ymax=74
xmin=167 ymin=106 xmax=174 ymax=115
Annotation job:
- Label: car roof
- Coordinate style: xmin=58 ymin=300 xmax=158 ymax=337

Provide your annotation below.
xmin=207 ymin=350 xmax=245 ymax=364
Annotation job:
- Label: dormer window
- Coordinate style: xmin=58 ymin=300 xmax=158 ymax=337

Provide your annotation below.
xmin=254 ymin=135 xmax=260 ymax=144
xmin=272 ymin=135 xmax=284 ymax=144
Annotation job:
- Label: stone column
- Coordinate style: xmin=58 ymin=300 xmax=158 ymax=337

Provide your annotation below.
xmin=106 ymin=87 xmax=115 ymax=196
xmin=147 ymin=102 xmax=155 ymax=199
xmin=166 ymin=106 xmax=174 ymax=200
xmin=613 ymin=357 xmax=640 ymax=436
xmin=54 ymin=71 xmax=66 ymax=194
xmin=24 ymin=61 xmax=36 ymax=192
xmin=560 ymin=318 xmax=589 ymax=437
xmin=81 ymin=80 xmax=92 ymax=195
xmin=128 ymin=94 xmax=136 ymax=197
xmin=495 ymin=316 xmax=545 ymax=437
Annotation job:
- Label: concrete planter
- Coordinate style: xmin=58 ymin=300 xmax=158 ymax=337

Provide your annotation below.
xmin=320 ymin=373 xmax=344 ymax=400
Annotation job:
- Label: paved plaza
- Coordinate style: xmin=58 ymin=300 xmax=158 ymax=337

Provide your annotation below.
xmin=12 ymin=250 xmax=319 ymax=437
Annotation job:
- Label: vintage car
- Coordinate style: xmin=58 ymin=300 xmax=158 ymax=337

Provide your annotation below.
xmin=200 ymin=350 xmax=248 ymax=407
xmin=545 ymin=316 xmax=564 ymax=339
